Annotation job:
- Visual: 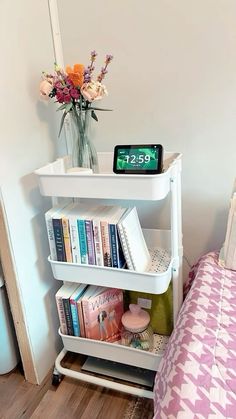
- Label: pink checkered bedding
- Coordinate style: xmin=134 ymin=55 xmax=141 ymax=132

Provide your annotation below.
xmin=153 ymin=251 xmax=236 ymax=419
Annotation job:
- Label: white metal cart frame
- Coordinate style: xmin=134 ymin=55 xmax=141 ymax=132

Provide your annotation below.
xmin=35 ymin=151 xmax=183 ymax=399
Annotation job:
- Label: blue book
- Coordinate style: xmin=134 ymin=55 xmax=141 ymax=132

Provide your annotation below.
xmin=70 ymin=284 xmax=88 ymax=336
xmin=108 ymin=208 xmax=127 ymax=268
xmin=77 ymin=219 xmax=88 ymax=264
xmin=52 ymin=218 xmax=66 ymax=262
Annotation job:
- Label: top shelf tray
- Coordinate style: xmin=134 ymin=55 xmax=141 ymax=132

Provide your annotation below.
xmin=35 ymin=152 xmax=181 ymax=201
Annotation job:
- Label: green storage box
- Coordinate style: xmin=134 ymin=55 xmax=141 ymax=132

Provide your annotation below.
xmin=125 ymin=284 xmax=173 ymax=336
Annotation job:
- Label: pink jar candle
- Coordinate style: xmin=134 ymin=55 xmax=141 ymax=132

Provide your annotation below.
xmin=121 ymin=304 xmax=153 ymax=351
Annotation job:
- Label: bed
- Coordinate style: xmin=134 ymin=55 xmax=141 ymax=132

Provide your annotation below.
xmin=153 ymin=251 xmax=236 ymax=419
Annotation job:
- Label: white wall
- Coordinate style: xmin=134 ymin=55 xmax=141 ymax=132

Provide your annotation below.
xmin=58 ymin=0 xmax=236 ymax=276
xmin=0 ymin=0 xmax=65 ymax=383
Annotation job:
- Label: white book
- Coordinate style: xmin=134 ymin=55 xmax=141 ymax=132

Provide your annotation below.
xmin=92 ymin=205 xmax=108 ymax=267
xmin=45 ymin=201 xmax=72 ymax=261
xmin=117 ymin=206 xmax=151 ymax=272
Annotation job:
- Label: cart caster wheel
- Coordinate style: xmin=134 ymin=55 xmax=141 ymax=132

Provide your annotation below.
xmin=52 ymin=372 xmax=62 ymax=386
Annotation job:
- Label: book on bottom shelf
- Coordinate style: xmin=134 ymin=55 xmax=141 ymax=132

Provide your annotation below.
xmin=69 ymin=284 xmax=88 ymax=336
xmin=55 ymin=282 xmax=79 ymax=335
xmin=82 ymin=286 xmax=124 ymax=342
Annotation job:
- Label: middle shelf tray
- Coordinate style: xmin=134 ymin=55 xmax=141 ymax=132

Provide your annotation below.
xmin=49 ymin=229 xmax=173 ymax=294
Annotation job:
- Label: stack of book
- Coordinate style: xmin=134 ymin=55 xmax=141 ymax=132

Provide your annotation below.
xmin=46 ymin=203 xmax=151 ymax=272
xmin=55 ymin=283 xmax=124 ymax=342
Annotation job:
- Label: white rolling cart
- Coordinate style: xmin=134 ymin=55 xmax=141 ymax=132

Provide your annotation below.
xmin=35 ymin=151 xmax=183 ymax=399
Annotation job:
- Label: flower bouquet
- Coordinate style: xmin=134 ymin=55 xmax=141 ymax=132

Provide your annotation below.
xmin=40 ymin=51 xmax=113 ymax=171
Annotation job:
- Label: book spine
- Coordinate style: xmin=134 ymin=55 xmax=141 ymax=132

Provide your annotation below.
xmin=82 ymin=300 xmax=91 ymax=339
xmin=52 ymin=218 xmax=66 ymax=262
xmin=77 ymin=219 xmax=88 ymax=264
xmin=109 ymin=224 xmax=118 ymax=268
xmin=62 ymin=217 xmax=72 ymax=262
xmin=77 ymin=300 xmax=85 ymax=337
xmin=69 ymin=217 xmax=81 ymax=264
xmin=55 ymin=296 xmax=67 ymax=335
xmin=70 ymin=299 xmax=80 ymax=337
xmin=45 ymin=213 xmax=57 ymax=261
xmin=100 ymin=220 xmax=112 ymax=267
xmin=93 ymin=219 xmax=104 ymax=266
xmin=63 ymin=298 xmax=74 ymax=335
xmin=85 ymin=220 xmax=96 ymax=265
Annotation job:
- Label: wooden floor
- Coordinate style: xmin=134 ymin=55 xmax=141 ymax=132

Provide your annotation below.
xmin=0 ymin=353 xmax=152 ymax=419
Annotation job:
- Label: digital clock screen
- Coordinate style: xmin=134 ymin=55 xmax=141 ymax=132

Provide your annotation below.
xmin=113 ymin=144 xmax=163 ymax=174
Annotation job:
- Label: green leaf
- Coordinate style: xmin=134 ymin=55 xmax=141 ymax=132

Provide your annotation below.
xmin=56 ymin=104 xmax=66 ymax=111
xmin=91 ymin=110 xmax=98 ymax=122
xmin=89 ymin=107 xmax=113 ymax=111
xmin=65 ymin=103 xmax=73 ymax=113
xmin=58 ymin=112 xmax=67 ymax=137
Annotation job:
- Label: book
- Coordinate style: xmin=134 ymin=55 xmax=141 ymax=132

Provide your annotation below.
xmin=108 ymin=207 xmax=127 ymax=268
xmin=52 ymin=203 xmax=75 ymax=262
xmin=68 ymin=203 xmax=94 ymax=264
xmin=55 ymin=282 xmax=79 ymax=335
xmin=77 ymin=285 xmax=101 ymax=337
xmin=117 ymin=206 xmax=151 ymax=272
xmin=100 ymin=206 xmax=124 ymax=267
xmin=82 ymin=286 xmax=124 ymax=342
xmin=77 ymin=206 xmax=99 ymax=265
xmin=69 ymin=284 xmax=88 ymax=336
xmin=92 ymin=206 xmax=107 ymax=267
xmin=45 ymin=201 xmax=71 ymax=261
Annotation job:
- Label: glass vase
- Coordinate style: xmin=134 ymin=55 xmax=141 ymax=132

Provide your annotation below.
xmin=70 ymin=108 xmax=99 ymax=173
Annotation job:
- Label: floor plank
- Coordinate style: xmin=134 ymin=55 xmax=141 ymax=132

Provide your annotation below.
xmin=0 ymin=354 xmax=143 ymax=419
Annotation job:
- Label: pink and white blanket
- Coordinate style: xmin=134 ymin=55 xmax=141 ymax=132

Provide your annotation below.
xmin=154 ymin=251 xmax=236 ymax=418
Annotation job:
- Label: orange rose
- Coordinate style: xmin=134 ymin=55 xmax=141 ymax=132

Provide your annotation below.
xmin=66 ymin=63 xmax=84 ymax=87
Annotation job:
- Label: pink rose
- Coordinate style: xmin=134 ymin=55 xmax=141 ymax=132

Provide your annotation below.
xmin=81 ymin=80 xmax=108 ymax=102
xmin=39 ymin=80 xmax=53 ymax=99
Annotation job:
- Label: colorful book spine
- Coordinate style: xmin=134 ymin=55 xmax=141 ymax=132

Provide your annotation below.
xmin=62 ymin=216 xmax=72 ymax=262
xmin=93 ymin=218 xmax=104 ymax=266
xmin=69 ymin=216 xmax=81 ymax=264
xmin=70 ymin=298 xmax=80 ymax=337
xmin=100 ymin=220 xmax=112 ymax=267
xmin=52 ymin=218 xmax=66 ymax=262
xmin=45 ymin=212 xmax=57 ymax=261
xmin=77 ymin=298 xmax=85 ymax=337
xmin=109 ymin=224 xmax=119 ymax=268
xmin=77 ymin=219 xmax=88 ymax=264
xmin=55 ymin=295 xmax=67 ymax=335
xmin=85 ymin=220 xmax=96 ymax=265
xmin=63 ymin=298 xmax=74 ymax=335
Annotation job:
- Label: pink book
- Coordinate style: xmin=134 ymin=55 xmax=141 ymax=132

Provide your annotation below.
xmin=82 ymin=287 xmax=124 ymax=342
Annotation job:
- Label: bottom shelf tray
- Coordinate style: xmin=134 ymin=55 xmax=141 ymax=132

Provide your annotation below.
xmin=59 ymin=329 xmax=169 ymax=371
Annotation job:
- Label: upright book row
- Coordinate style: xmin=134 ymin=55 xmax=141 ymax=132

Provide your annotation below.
xmin=46 ymin=202 xmax=128 ymax=268
xmin=45 ymin=202 xmax=151 ymax=272
xmin=55 ymin=282 xmax=124 ymax=342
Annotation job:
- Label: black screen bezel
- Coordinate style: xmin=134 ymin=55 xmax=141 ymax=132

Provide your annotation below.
xmin=113 ymin=144 xmax=163 ymax=174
